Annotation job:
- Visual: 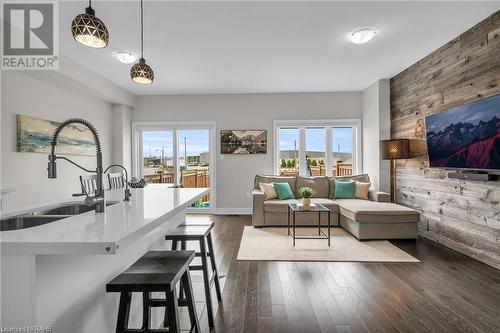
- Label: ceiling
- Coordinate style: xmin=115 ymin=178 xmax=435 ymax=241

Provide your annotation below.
xmin=59 ymin=1 xmax=500 ymax=95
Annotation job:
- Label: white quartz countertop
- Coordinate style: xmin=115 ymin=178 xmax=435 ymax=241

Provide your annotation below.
xmin=0 ymin=185 xmax=208 ymax=255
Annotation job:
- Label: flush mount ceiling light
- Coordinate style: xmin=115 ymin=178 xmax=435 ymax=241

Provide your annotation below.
xmin=131 ymin=0 xmax=154 ymax=84
xmin=350 ymin=28 xmax=377 ymax=44
xmin=71 ymin=0 xmax=109 ymax=48
xmin=113 ymin=51 xmax=137 ymax=64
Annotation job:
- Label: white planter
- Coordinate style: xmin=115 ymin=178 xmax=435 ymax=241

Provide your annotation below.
xmin=302 ymin=197 xmax=311 ymax=207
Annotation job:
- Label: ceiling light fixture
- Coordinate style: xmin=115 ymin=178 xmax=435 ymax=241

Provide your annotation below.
xmin=130 ymin=0 xmax=154 ymax=85
xmin=71 ymin=0 xmax=109 ymax=48
xmin=350 ymin=28 xmax=377 ymax=44
xmin=113 ymin=51 xmax=137 ymax=64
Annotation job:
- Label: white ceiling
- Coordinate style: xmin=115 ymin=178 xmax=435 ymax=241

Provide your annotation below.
xmin=59 ymin=1 xmax=500 ymax=95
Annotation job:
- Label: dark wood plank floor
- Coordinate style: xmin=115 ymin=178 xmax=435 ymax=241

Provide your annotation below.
xmin=194 ymin=215 xmax=500 ymax=333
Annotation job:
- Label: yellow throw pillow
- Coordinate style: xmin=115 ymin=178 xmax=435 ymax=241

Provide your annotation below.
xmin=259 ymin=182 xmax=277 ymax=200
xmin=355 ymin=181 xmax=371 ymax=200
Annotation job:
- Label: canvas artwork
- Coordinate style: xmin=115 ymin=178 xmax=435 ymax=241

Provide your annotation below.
xmin=16 ymin=114 xmax=96 ymax=156
xmin=220 ymin=130 xmax=267 ymax=154
xmin=425 ymin=93 xmax=500 ymax=170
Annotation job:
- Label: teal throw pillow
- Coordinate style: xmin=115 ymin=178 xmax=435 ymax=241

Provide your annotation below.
xmin=334 ymin=180 xmax=356 ymax=199
xmin=273 ymin=182 xmax=294 ymax=200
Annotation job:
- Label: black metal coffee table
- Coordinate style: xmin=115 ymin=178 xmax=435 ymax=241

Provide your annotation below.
xmin=287 ymin=203 xmax=331 ymax=246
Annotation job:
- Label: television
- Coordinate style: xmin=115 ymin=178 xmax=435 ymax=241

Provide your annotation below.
xmin=425 ymin=93 xmax=500 ymax=171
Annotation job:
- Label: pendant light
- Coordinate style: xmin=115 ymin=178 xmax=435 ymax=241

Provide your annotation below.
xmin=131 ymin=0 xmax=154 ymax=84
xmin=71 ymin=0 xmax=109 ymax=48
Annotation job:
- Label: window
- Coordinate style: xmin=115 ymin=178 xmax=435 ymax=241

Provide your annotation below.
xmin=142 ymin=131 xmax=174 ymax=183
xmin=306 ymin=127 xmax=326 ymax=176
xmin=278 ymin=128 xmax=299 ymax=176
xmin=274 ymin=120 xmax=361 ymax=177
xmin=133 ymin=122 xmax=215 ymax=211
xmin=332 ymin=127 xmax=354 ymax=176
xmin=177 ymin=129 xmax=211 ymax=208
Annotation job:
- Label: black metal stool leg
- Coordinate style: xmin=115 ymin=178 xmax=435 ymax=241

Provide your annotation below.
xmin=206 ymin=232 xmax=222 ymax=301
xmin=116 ymin=292 xmax=131 ymax=333
xmin=171 ymin=239 xmax=178 ymax=251
xmin=181 ymin=270 xmax=201 ymax=333
xmin=199 ymin=238 xmax=215 ymax=328
xmin=165 ymin=288 xmax=181 ymax=333
xmin=179 ymin=241 xmax=187 ymax=299
xmin=142 ymin=292 xmax=150 ymax=330
xmin=163 ymin=291 xmax=169 ymax=328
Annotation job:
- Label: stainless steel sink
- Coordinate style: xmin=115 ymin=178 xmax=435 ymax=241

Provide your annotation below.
xmin=32 ymin=201 xmax=118 ymax=216
xmin=1 ymin=201 xmax=119 ymax=231
xmin=0 ymin=215 xmax=67 ymax=231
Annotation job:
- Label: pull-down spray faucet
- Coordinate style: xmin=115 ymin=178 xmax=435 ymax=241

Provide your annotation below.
xmin=47 ymin=118 xmax=105 ymax=213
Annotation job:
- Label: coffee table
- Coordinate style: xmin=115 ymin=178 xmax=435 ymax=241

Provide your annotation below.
xmin=287 ymin=203 xmax=331 ymax=246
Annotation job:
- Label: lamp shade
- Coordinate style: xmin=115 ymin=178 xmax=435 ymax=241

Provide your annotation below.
xmin=130 ymin=58 xmax=154 ymax=84
xmin=380 ymin=139 xmax=411 ymax=160
xmin=71 ymin=7 xmax=109 ymax=48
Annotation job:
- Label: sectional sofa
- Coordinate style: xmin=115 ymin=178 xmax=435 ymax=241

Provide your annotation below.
xmin=252 ymin=174 xmax=419 ymax=240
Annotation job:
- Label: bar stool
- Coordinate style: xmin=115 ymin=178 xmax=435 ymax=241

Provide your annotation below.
xmin=165 ymin=223 xmax=222 ymax=328
xmin=106 ymin=251 xmax=200 ymax=333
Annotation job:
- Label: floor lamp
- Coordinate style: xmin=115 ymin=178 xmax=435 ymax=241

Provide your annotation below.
xmin=380 ymin=139 xmax=410 ymax=203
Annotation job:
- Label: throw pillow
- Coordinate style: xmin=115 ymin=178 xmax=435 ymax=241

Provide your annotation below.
xmin=355 ymin=181 xmax=371 ymax=200
xmin=334 ymin=180 xmax=356 ymax=199
xmin=273 ymin=182 xmax=295 ymax=200
xmin=295 ymin=176 xmax=329 ymax=198
xmin=259 ymin=182 xmax=277 ymax=200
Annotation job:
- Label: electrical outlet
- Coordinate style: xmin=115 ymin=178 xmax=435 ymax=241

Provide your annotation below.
xmin=245 ymin=192 xmax=251 ymax=199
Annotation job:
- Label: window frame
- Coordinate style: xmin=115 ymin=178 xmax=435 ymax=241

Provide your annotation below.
xmin=273 ymin=119 xmax=362 ymax=177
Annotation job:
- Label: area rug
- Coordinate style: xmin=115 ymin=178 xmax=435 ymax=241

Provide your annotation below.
xmin=237 ymin=226 xmax=419 ymax=262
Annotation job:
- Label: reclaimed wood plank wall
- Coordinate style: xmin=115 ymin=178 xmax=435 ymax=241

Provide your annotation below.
xmin=390 ymin=10 xmax=500 ymax=269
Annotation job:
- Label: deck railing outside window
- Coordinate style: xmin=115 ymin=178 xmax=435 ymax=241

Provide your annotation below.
xmin=279 ymin=163 xmax=352 ymax=177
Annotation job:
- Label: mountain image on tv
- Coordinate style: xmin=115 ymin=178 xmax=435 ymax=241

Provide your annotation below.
xmin=425 ymin=94 xmax=500 ymax=170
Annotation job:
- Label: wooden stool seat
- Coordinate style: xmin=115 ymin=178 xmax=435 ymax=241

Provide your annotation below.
xmin=106 ymin=251 xmax=193 ymax=292
xmin=180 ymin=220 xmax=214 ymax=227
xmin=106 ymin=251 xmax=200 ymax=333
xmin=166 ymin=225 xmax=212 ymax=239
xmin=165 ymin=224 xmax=222 ymax=329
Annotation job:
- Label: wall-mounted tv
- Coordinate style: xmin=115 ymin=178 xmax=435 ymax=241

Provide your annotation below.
xmin=425 ymin=93 xmax=500 ymax=171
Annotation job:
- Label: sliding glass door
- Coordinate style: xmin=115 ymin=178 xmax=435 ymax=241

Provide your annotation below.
xmin=133 ymin=122 xmax=215 ymax=211
xmin=177 ymin=129 xmax=211 ymax=208
xmin=274 ymin=120 xmax=361 ymax=177
xmin=142 ymin=131 xmax=174 ymax=184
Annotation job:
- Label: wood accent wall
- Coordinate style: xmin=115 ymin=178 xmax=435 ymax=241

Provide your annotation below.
xmin=390 ymin=11 xmax=500 ymax=269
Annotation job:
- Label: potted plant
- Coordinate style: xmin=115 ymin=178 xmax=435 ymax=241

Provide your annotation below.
xmin=298 ymin=187 xmax=315 ymax=207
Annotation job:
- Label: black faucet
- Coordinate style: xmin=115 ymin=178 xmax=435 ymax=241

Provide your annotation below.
xmin=104 ymin=164 xmax=132 ymax=201
xmin=47 ymin=118 xmax=105 ymax=213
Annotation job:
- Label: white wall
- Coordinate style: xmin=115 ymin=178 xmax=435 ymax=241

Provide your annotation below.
xmin=111 ymin=104 xmax=133 ymax=172
xmin=134 ymin=92 xmax=362 ymax=212
xmin=362 ymin=80 xmax=390 ymax=192
xmin=0 ymin=71 xmax=128 ymax=213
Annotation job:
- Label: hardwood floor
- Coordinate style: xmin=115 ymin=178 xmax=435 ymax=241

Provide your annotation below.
xmin=194 ymin=215 xmax=500 ymax=333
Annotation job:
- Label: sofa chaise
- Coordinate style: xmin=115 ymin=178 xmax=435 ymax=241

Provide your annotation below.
xmin=252 ymin=174 xmax=419 ymax=240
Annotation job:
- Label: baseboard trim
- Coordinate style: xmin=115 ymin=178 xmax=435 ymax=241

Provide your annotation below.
xmin=214 ymin=208 xmax=252 ymax=215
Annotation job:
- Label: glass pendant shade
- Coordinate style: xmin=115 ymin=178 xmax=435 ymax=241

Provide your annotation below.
xmin=131 ymin=58 xmax=154 ymax=84
xmin=71 ymin=6 xmax=109 ymax=48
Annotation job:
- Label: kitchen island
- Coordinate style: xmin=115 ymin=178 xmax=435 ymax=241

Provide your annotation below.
xmin=0 ymin=185 xmax=209 ymax=332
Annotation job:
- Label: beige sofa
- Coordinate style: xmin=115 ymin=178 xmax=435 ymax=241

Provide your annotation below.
xmin=252 ymin=174 xmax=419 ymax=240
